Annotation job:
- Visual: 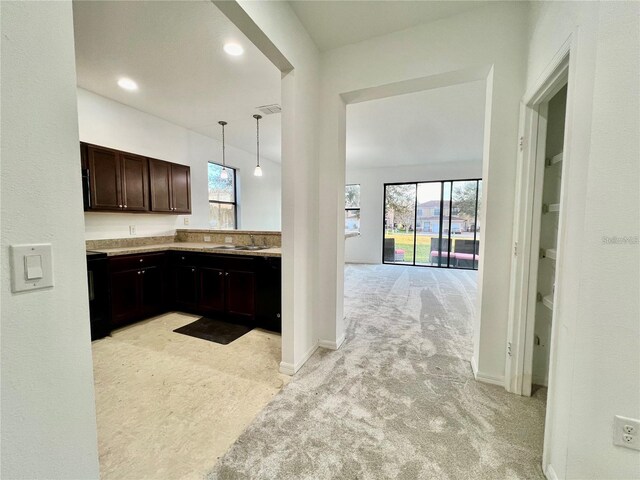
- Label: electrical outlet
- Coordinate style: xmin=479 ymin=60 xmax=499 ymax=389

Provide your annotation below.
xmin=613 ymin=415 xmax=640 ymax=451
xmin=183 ymin=217 xmax=190 ymax=225
xmin=225 ymin=236 xmax=233 ymax=244
xmin=129 ymin=225 xmax=136 ymax=235
xmin=203 ymin=236 xmax=211 ymax=242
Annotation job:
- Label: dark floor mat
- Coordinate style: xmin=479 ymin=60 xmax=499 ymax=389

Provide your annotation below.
xmin=173 ymin=317 xmax=252 ymax=345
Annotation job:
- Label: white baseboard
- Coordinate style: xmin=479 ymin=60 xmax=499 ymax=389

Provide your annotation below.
xmin=279 ymin=361 xmax=295 ymax=376
xmin=471 ymin=356 xmax=505 ymax=387
xmin=318 ymin=332 xmax=345 ymax=350
xmin=544 ymin=464 xmax=559 ymax=480
xmin=279 ymin=342 xmax=319 ymax=376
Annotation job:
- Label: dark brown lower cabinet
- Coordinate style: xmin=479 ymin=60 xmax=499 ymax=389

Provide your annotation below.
xmin=110 ymin=269 xmax=140 ymax=325
xmin=174 ymin=265 xmax=199 ymax=311
xmin=225 ymin=269 xmax=256 ymax=318
xmin=109 ymin=253 xmax=167 ymax=327
xmin=199 ymin=267 xmax=225 ymax=313
xmin=108 ymin=251 xmax=280 ymax=333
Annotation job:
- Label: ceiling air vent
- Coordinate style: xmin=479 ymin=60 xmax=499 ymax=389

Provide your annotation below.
xmin=256 ymin=104 xmax=282 ymax=115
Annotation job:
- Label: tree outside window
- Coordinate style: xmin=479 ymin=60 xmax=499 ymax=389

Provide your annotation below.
xmin=208 ymin=162 xmax=237 ymax=229
xmin=345 ymin=184 xmax=361 ymax=232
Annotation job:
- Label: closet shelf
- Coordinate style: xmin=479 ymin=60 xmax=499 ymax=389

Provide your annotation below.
xmin=542 ymin=295 xmax=554 ymax=310
xmin=543 ymin=203 xmax=560 ymax=213
xmin=546 ymin=152 xmax=563 ymax=167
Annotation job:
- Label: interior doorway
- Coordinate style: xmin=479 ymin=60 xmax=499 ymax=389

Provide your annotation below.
xmin=529 ymin=86 xmax=567 ymax=390
xmin=507 ymin=48 xmax=571 ymax=399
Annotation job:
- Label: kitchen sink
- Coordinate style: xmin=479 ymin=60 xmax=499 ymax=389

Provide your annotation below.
xmin=210 ymin=245 xmax=236 ymax=250
xmin=233 ymin=245 xmax=269 ymax=251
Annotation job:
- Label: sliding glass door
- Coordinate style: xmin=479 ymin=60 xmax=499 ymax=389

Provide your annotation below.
xmin=383 ymin=179 xmax=482 ymax=270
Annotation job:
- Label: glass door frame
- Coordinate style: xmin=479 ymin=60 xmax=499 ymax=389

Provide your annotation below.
xmin=381 ymin=178 xmax=481 ymax=270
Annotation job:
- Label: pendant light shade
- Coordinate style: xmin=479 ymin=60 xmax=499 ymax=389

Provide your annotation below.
xmin=218 ymin=120 xmax=228 ymax=180
xmin=253 ymin=114 xmax=263 ymax=177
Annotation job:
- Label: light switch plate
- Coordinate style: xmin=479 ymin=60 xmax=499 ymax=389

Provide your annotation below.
xmin=183 ymin=217 xmax=190 ymax=225
xmin=129 ymin=225 xmax=136 ymax=235
xmin=11 ymin=244 xmax=54 ymax=293
xmin=225 ymin=236 xmax=233 ymax=244
xmin=203 ymin=236 xmax=211 ymax=242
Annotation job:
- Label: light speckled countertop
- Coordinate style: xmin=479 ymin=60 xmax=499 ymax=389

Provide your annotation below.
xmin=88 ymin=242 xmax=281 ymax=257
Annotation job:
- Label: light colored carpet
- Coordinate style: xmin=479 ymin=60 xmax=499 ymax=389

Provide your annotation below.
xmin=208 ymin=264 xmax=546 ymax=480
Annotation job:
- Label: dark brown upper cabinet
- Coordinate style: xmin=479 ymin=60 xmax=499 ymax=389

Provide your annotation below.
xmin=170 ymin=163 xmax=191 ymax=213
xmin=82 ymin=142 xmax=190 ymax=214
xmin=85 ymin=143 xmax=148 ymax=212
xmin=149 ymin=158 xmax=191 ymax=214
xmin=120 ymin=153 xmax=149 ymax=211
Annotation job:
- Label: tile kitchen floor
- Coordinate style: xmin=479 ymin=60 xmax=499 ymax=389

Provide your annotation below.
xmin=92 ymin=312 xmax=288 ymax=480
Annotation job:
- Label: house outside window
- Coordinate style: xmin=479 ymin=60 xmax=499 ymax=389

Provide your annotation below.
xmin=208 ymin=162 xmax=237 ymax=229
xmin=345 ymin=184 xmax=361 ymax=232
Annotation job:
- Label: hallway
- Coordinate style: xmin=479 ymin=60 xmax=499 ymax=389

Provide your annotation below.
xmin=210 ymin=265 xmax=546 ymax=479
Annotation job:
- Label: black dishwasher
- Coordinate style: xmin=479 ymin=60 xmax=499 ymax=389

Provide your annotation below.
xmin=86 ymin=251 xmax=111 ymax=340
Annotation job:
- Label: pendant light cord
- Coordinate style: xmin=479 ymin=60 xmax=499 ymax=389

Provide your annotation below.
xmin=254 ymin=114 xmax=261 ymax=167
xmin=222 ymin=123 xmax=226 ymax=168
xmin=218 ymin=120 xmax=228 ymax=169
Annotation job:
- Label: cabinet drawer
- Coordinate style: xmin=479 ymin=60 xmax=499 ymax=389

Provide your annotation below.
xmin=170 ymin=252 xmax=200 ymax=267
xmin=110 ymin=252 xmax=166 ymax=273
xmin=223 ymin=255 xmax=256 ymax=271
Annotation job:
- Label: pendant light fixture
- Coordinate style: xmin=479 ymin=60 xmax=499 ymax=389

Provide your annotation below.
xmin=218 ymin=120 xmax=229 ymax=180
xmin=253 ymin=114 xmax=263 ymax=177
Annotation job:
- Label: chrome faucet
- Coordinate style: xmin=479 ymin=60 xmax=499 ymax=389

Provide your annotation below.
xmin=250 ymin=234 xmax=255 ymax=246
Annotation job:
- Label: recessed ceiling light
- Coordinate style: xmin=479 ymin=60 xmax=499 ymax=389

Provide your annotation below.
xmin=117 ymin=77 xmax=138 ymax=91
xmin=223 ymin=43 xmax=244 ymax=56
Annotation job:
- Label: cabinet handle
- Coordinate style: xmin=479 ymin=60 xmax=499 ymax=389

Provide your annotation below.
xmin=124 ymin=204 xmax=127 ymax=208
xmin=119 ymin=204 xmax=123 ymax=208
xmin=181 ymin=256 xmax=185 ymax=260
xmin=276 ymin=314 xmax=281 ymax=319
xmin=191 ymin=268 xmax=195 ymax=272
xmin=218 ymin=271 xmax=223 ymax=276
xmin=225 ymin=272 xmax=229 ymax=276
xmin=137 ymin=271 xmax=141 ymax=275
xmin=142 ymin=270 xmax=145 ymax=274
xmin=139 ymin=258 xmax=143 ymax=262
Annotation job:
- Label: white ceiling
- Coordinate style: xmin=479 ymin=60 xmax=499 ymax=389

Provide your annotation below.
xmin=346 ymin=80 xmax=486 ymax=170
xmin=289 ymin=1 xmax=483 ymax=52
xmin=73 ymin=0 xmax=281 ymax=162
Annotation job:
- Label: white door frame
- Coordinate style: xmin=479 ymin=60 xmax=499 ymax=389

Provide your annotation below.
xmin=505 ymin=36 xmax=573 ymax=396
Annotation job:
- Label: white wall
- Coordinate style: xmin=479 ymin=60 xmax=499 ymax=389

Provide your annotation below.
xmin=216 ymin=0 xmax=322 ymax=373
xmin=317 ymin=2 xmax=529 ymax=373
xmin=345 ymin=161 xmax=482 ymax=264
xmin=526 ymin=2 xmax=640 ymax=479
xmin=0 ymin=2 xmax=100 ymax=478
xmin=78 ymin=88 xmax=281 ymax=239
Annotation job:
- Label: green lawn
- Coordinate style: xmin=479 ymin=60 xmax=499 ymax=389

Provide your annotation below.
xmin=385 ymin=232 xmax=434 ymax=263
xmin=385 ymin=232 xmax=474 ymax=264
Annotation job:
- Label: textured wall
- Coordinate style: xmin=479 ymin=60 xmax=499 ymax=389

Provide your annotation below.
xmin=1 ymin=2 xmax=100 ymax=478
xmin=527 ymin=2 xmax=640 ymax=478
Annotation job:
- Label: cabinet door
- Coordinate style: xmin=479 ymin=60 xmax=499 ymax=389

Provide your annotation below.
xmin=148 ymin=158 xmax=173 ymax=213
xmin=199 ymin=267 xmax=225 ymax=313
xmin=225 ymin=270 xmax=256 ymax=319
xmin=110 ymin=269 xmax=141 ymax=325
xmin=170 ymin=163 xmax=191 ymax=213
xmin=120 ymin=153 xmax=149 ymax=211
xmin=174 ymin=265 xmax=198 ymax=311
xmin=88 ymin=145 xmax=122 ymax=210
xmin=141 ymin=265 xmax=165 ymax=317
xmin=256 ymin=257 xmax=281 ymax=332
